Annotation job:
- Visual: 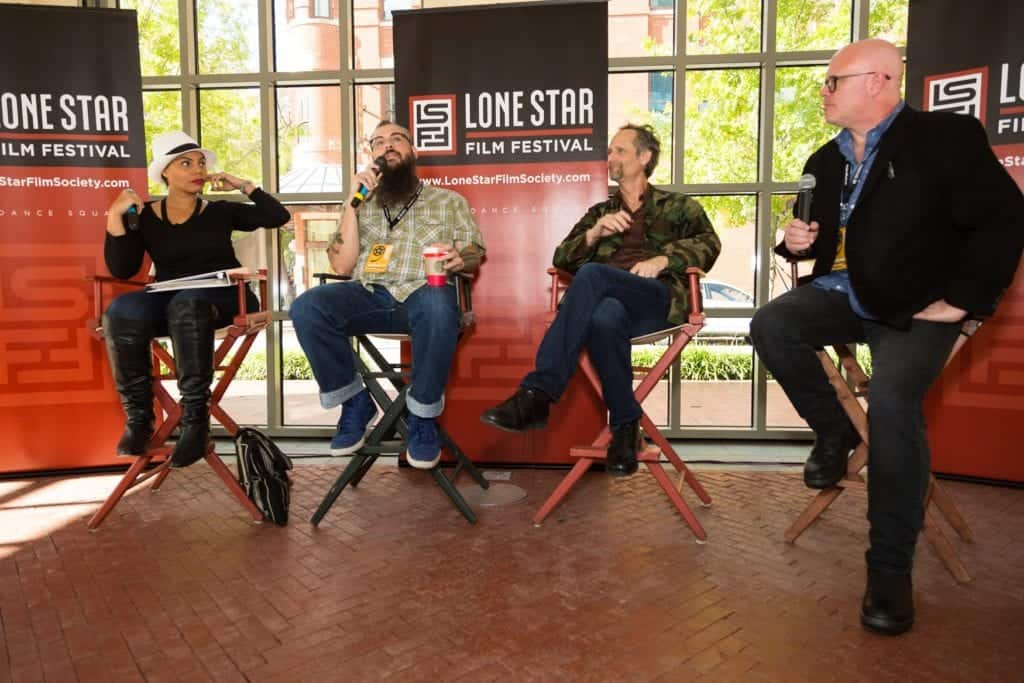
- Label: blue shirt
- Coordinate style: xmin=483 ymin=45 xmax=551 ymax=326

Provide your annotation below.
xmin=812 ymin=101 xmax=905 ymax=319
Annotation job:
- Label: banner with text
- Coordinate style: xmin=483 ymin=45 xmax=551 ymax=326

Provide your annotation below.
xmin=908 ymin=0 xmax=1024 ymax=482
xmin=395 ymin=1 xmax=608 ymax=463
xmin=0 ymin=6 xmax=147 ymax=473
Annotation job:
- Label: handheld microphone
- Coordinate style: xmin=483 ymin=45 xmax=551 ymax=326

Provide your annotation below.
xmin=350 ymin=155 xmax=387 ymax=208
xmin=797 ymin=173 xmax=816 ymax=223
xmin=123 ymin=204 xmax=140 ymax=231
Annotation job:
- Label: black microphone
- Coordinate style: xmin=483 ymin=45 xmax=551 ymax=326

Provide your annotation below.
xmin=350 ymin=155 xmax=387 ymax=208
xmin=797 ymin=173 xmax=816 ymax=223
xmin=123 ymin=204 xmax=140 ymax=231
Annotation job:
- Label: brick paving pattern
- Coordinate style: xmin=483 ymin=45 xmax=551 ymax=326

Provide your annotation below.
xmin=1 ymin=464 xmax=1021 ymax=682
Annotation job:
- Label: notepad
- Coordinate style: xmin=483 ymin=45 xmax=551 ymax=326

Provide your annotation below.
xmin=145 ymin=268 xmax=247 ymax=292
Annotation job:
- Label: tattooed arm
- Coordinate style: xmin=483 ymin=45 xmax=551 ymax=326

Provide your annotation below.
xmin=327 ymin=203 xmax=361 ymax=276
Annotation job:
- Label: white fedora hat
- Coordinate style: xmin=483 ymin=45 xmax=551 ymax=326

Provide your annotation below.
xmin=147 ymin=131 xmax=217 ymax=186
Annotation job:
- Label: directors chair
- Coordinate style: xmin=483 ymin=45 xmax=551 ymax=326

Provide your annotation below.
xmin=783 ymin=262 xmax=977 ymax=583
xmin=309 ymin=273 xmax=489 ymax=526
xmin=86 ymin=271 xmax=271 ymax=530
xmin=532 ymin=267 xmax=713 ymax=542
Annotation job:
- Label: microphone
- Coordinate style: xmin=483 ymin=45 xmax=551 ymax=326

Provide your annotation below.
xmin=123 ymin=204 xmax=140 ymax=231
xmin=797 ymin=173 xmax=816 ymax=223
xmin=350 ymin=155 xmax=387 ymax=208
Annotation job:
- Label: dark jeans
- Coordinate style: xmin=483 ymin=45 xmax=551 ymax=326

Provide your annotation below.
xmin=105 ymin=286 xmax=258 ymax=335
xmin=523 ymin=263 xmax=673 ymax=427
xmin=289 ymin=281 xmax=459 ymax=418
xmin=750 ymin=285 xmax=960 ymax=573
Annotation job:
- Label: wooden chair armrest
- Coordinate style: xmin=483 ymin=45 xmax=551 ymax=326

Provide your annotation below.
xmin=232 ymin=268 xmax=269 ymax=327
xmin=85 ymin=275 xmax=149 ymax=334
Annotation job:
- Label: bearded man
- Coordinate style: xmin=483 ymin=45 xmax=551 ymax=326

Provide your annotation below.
xmin=291 ymin=121 xmax=486 ymax=468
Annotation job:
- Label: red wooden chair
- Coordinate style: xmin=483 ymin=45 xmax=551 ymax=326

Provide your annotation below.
xmin=85 ymin=271 xmax=271 ymax=529
xmin=531 ymin=267 xmax=713 ymax=542
xmin=782 ymin=262 xmax=977 ymax=582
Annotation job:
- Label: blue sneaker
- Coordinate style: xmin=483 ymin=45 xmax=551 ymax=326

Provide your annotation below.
xmin=330 ymin=390 xmax=375 ymax=456
xmin=406 ymin=414 xmax=441 ymax=469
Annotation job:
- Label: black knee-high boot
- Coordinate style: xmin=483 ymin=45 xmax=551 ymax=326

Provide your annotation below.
xmin=167 ymin=298 xmax=217 ymax=468
xmin=103 ymin=315 xmax=155 ymax=456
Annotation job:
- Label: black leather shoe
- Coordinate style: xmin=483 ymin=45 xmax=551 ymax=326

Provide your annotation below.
xmin=481 ymin=387 xmax=550 ymax=432
xmin=607 ymin=420 xmax=641 ymax=477
xmin=861 ymin=569 xmax=914 ymax=636
xmin=804 ymin=422 xmax=859 ymax=488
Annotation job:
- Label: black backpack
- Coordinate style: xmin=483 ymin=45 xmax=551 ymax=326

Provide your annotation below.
xmin=234 ymin=427 xmax=293 ymax=526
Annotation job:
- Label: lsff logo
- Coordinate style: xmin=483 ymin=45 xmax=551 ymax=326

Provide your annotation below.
xmin=410 ymin=95 xmax=457 ymax=156
xmin=924 ymin=67 xmax=988 ymax=123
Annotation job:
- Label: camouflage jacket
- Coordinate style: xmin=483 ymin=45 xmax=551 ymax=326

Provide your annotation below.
xmin=552 ymin=186 xmax=720 ymax=324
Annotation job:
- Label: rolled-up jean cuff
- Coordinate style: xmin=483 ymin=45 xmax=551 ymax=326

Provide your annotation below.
xmin=319 ymin=376 xmax=365 ymax=410
xmin=406 ymin=390 xmax=444 ymax=418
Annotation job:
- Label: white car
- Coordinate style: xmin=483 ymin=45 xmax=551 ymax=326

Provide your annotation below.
xmin=697 ymin=279 xmax=754 ymax=341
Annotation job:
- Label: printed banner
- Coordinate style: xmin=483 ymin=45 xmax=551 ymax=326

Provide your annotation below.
xmin=0 ymin=6 xmax=147 ymax=473
xmin=907 ymin=0 xmax=1024 ymax=482
xmin=395 ymin=1 xmax=608 ymax=463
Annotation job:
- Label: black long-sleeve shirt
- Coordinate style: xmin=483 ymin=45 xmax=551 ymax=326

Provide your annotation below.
xmin=104 ymin=189 xmax=291 ymax=281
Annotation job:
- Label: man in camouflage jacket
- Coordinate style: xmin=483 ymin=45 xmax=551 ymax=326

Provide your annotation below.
xmin=482 ymin=124 xmax=720 ymax=475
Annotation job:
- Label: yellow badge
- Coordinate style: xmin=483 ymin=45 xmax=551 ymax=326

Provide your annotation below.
xmin=363 ymin=243 xmax=394 ymax=274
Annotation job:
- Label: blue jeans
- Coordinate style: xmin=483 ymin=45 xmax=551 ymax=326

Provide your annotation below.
xmin=290 ymin=281 xmax=459 ymax=418
xmin=105 ymin=286 xmax=258 ymax=334
xmin=524 ymin=263 xmax=672 ymax=426
xmin=750 ymin=284 xmax=961 ymax=573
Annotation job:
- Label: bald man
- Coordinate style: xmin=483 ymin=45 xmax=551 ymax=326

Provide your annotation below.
xmin=752 ymin=39 xmax=1023 ymax=635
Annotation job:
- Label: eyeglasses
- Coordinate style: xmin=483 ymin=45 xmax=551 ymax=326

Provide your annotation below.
xmin=823 ymin=71 xmax=891 ymax=93
xmin=369 ymin=132 xmax=412 ymax=152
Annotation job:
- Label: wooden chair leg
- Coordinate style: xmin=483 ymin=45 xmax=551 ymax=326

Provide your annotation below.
xmin=88 ymin=455 xmax=154 ymax=530
xmin=784 ymin=487 xmax=845 ymax=543
xmin=922 ymin=506 xmax=972 ymax=583
xmin=204 ymin=447 xmax=263 ymax=523
xmin=647 ymin=462 xmax=707 ymax=541
xmin=533 ymin=457 xmax=594 ymax=526
xmin=928 ymin=476 xmax=974 ymax=542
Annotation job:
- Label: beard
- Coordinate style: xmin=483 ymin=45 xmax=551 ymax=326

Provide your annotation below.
xmin=608 ymin=161 xmax=624 ymax=182
xmin=376 ymin=154 xmax=419 ymax=207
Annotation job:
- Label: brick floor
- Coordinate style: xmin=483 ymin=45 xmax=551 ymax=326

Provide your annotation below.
xmin=1 ymin=463 xmax=1022 ymax=682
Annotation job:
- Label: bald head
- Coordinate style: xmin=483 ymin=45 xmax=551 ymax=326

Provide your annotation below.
xmin=823 ymin=38 xmax=903 ymax=132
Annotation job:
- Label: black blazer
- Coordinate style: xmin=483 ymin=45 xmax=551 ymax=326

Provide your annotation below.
xmin=777 ymin=105 xmax=1024 ymax=328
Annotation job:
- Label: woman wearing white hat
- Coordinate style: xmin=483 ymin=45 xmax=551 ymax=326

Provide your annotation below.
xmin=103 ymin=131 xmax=290 ymax=468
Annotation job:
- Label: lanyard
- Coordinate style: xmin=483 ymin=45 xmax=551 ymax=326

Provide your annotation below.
xmin=383 ymin=182 xmax=424 ymax=230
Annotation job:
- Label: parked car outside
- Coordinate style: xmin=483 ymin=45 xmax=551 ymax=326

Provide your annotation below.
xmin=698 ymin=279 xmax=754 ymax=342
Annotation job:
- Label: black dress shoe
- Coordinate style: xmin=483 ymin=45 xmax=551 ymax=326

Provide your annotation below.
xmin=804 ymin=422 xmax=859 ymax=488
xmin=481 ymin=387 xmax=550 ymax=432
xmin=861 ymin=569 xmax=914 ymax=635
xmin=607 ymin=420 xmax=641 ymax=477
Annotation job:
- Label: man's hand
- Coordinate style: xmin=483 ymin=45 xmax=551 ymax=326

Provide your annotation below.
xmin=630 ymin=255 xmax=668 ymax=278
xmin=433 ymin=242 xmax=464 ymax=273
xmin=913 ymin=299 xmax=967 ymax=323
xmin=783 ymin=218 xmax=819 ymax=254
xmin=586 ymin=210 xmax=631 ymax=245
xmin=348 ymin=161 xmax=382 ymax=205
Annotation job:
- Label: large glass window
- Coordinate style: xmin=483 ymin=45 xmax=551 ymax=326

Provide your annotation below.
xmin=277 ymin=85 xmax=344 ymax=193
xmin=685 ymin=0 xmax=761 ymax=54
xmin=274 ymin=0 xmax=342 ymax=71
xmin=198 ymin=89 xmax=262 ymax=188
xmin=123 ymin=0 xmax=181 ymax=76
xmin=141 ymin=90 xmax=182 ymax=195
xmin=609 ymin=73 xmax=674 ymax=184
xmin=127 ymin=0 xmax=907 ymax=438
xmin=684 ymin=68 xmax=760 ymax=184
xmin=197 ymin=0 xmax=260 ymax=74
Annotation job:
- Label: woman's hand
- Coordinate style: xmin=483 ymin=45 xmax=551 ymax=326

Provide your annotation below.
xmin=207 ymin=172 xmax=252 ymax=194
xmin=106 ymin=189 xmax=145 ymax=236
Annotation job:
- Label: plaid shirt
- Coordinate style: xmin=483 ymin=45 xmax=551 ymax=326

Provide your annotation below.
xmin=354 ymin=184 xmax=485 ymax=302
xmin=552 ymin=186 xmax=720 ymax=324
